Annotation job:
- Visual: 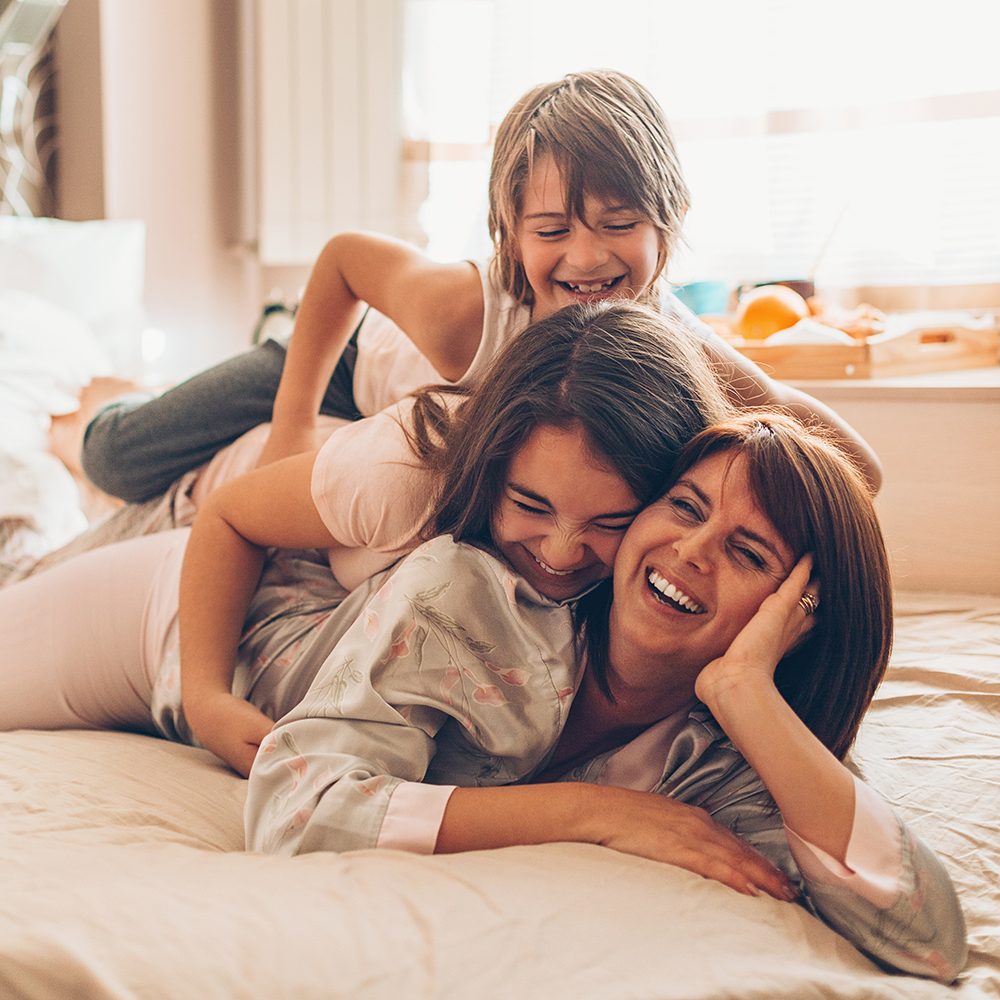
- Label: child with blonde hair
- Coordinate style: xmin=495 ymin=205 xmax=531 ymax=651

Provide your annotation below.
xmin=81 ymin=69 xmax=880 ymax=501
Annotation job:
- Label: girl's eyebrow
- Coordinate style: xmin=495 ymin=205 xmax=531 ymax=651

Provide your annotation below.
xmin=508 ymin=483 xmax=641 ymax=520
xmin=522 ymin=211 xmax=568 ymax=222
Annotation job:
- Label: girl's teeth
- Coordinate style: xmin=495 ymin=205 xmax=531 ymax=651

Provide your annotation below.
xmin=647 ymin=569 xmax=704 ymax=614
xmin=567 ymin=279 xmax=614 ymax=293
xmin=535 ymin=555 xmax=574 ymax=576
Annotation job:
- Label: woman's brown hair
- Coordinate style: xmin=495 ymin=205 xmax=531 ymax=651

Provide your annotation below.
xmin=578 ymin=412 xmax=893 ymax=760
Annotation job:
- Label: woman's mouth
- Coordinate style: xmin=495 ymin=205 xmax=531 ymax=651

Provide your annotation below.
xmin=558 ymin=275 xmax=625 ymax=297
xmin=646 ymin=569 xmax=705 ymax=614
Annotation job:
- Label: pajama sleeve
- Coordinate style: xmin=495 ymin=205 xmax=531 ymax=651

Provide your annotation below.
xmin=673 ymin=735 xmax=966 ymax=983
xmin=244 ymin=536 xmax=578 ymax=857
xmin=570 ymin=710 xmax=967 ymax=984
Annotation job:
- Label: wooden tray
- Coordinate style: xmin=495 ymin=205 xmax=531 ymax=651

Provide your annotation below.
xmin=734 ymin=323 xmax=999 ymax=380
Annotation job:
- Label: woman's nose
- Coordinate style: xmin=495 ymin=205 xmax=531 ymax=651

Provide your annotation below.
xmin=673 ymin=528 xmax=712 ymax=572
xmin=539 ymin=531 xmax=585 ymax=570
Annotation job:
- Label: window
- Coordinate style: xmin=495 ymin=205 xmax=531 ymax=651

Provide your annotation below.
xmin=402 ymin=0 xmax=1000 ymax=295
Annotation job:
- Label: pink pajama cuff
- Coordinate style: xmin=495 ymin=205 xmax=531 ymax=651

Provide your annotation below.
xmin=785 ymin=775 xmax=903 ymax=909
xmin=376 ymin=781 xmax=457 ymax=853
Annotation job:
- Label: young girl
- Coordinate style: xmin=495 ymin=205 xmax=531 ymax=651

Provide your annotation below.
xmin=0 ymin=302 xmax=729 ymax=771
xmin=79 ymin=69 xmax=881 ymax=503
xmin=243 ymin=412 xmax=964 ymax=982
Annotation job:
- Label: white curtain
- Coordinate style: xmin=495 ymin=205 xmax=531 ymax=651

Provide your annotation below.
xmin=402 ymin=0 xmax=1000 ymax=295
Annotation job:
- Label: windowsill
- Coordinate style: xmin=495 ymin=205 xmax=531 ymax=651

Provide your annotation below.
xmin=787 ymin=365 xmax=1000 ymax=403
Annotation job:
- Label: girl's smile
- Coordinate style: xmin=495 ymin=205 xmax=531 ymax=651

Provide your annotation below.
xmin=516 ymin=156 xmax=663 ymax=321
xmin=493 ymin=423 xmax=641 ymax=602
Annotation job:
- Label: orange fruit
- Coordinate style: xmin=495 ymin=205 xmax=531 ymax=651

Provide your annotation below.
xmin=734 ymin=285 xmax=810 ymax=340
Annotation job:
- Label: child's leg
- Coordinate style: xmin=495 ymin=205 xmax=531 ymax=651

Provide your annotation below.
xmin=81 ymin=330 xmax=364 ymax=504
xmin=0 ymin=529 xmax=188 ymax=735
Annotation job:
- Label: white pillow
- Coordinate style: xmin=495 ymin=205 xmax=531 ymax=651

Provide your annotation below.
xmin=0 ymin=289 xmax=113 ymax=414
xmin=0 ymin=217 xmax=145 ymax=374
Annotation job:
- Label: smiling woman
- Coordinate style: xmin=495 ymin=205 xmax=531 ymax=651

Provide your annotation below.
xmin=609 ymin=450 xmax=797 ymax=681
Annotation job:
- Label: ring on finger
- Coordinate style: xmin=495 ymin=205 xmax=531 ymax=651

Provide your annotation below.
xmin=798 ymin=591 xmax=820 ymax=616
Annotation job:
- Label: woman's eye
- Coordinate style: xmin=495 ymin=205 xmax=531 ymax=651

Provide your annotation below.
xmin=667 ymin=497 xmax=700 ymax=520
xmin=733 ymin=546 xmax=767 ymax=570
xmin=606 ymin=222 xmax=638 ymax=232
xmin=537 ymin=228 xmax=568 ymax=238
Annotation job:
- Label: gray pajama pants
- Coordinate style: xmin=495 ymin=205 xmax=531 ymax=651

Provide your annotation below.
xmin=82 ymin=329 xmax=362 ymax=504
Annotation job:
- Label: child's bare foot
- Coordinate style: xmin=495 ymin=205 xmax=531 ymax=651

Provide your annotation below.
xmin=49 ymin=376 xmax=151 ymax=523
xmin=49 ymin=376 xmax=149 ymax=474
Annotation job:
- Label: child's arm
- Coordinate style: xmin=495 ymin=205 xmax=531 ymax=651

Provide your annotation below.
xmin=179 ymin=452 xmax=340 ymax=776
xmin=261 ymin=232 xmax=484 ymax=466
xmin=702 ymin=339 xmax=883 ymax=492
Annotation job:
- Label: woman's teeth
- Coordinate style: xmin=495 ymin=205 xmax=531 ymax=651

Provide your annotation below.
xmin=647 ymin=569 xmax=704 ymax=614
xmin=534 ymin=554 xmax=575 ymax=576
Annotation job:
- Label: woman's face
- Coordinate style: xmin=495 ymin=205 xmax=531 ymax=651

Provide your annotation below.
xmin=493 ymin=423 xmax=642 ymax=602
xmin=609 ymin=450 xmax=796 ymax=679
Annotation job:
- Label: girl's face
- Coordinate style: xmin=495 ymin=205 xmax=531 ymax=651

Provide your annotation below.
xmin=516 ymin=155 xmax=663 ymax=322
xmin=493 ymin=423 xmax=642 ymax=602
xmin=609 ymin=450 xmax=796 ymax=681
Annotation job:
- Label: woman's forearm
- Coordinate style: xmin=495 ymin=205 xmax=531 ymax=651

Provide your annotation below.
xmin=701 ymin=671 xmax=855 ymax=861
xmin=437 ymin=783 xmax=799 ymax=901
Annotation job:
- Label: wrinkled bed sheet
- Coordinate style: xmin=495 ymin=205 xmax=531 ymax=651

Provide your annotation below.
xmin=0 ymin=590 xmax=997 ymax=1000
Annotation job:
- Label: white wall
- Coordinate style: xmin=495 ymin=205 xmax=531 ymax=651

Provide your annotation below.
xmin=55 ymin=0 xmax=273 ymax=383
xmin=790 ymin=377 xmax=1000 ymax=596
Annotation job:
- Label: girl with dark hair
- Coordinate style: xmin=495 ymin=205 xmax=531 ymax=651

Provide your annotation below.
xmin=0 ymin=301 xmax=729 ymax=770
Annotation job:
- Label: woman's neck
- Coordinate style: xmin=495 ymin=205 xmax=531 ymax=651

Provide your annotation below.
xmin=543 ymin=661 xmax=695 ymax=780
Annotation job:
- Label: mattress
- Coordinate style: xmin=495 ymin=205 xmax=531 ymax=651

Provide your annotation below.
xmin=0 ymin=590 xmax=996 ymax=999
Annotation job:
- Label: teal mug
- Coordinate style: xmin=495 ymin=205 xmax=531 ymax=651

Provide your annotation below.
xmin=671 ymin=280 xmax=730 ymax=315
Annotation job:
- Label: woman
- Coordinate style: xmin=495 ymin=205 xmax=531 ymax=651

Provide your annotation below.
xmin=245 ymin=413 xmax=966 ymax=983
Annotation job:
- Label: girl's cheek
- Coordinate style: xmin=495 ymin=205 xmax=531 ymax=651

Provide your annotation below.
xmin=595 ymin=534 xmax=627 ymax=568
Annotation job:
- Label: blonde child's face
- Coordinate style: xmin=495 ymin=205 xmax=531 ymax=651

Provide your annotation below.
xmin=516 ymin=155 xmax=663 ymax=321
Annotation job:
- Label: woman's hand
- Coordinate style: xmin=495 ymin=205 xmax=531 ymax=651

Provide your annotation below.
xmin=438 ymin=783 xmax=799 ymax=902
xmin=690 ymin=554 xmax=856 ymax=861
xmin=586 ymin=785 xmax=800 ymax=901
xmin=183 ymin=690 xmax=274 ymax=778
xmin=695 ymin=554 xmax=816 ymax=707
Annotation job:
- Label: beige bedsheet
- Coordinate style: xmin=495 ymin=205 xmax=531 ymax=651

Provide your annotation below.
xmin=0 ymin=591 xmax=997 ymax=1000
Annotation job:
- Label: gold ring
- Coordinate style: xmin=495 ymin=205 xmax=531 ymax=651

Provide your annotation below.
xmin=798 ymin=592 xmax=820 ymax=616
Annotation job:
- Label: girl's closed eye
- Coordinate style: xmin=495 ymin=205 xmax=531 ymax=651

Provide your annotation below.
xmin=512 ymin=499 xmax=551 ymax=516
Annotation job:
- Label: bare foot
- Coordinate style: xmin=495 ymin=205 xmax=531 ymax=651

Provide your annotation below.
xmin=49 ymin=376 xmax=149 ymax=474
xmin=48 ymin=376 xmax=150 ymax=523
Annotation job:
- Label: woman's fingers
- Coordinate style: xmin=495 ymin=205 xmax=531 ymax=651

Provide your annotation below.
xmin=598 ymin=793 xmax=799 ymax=902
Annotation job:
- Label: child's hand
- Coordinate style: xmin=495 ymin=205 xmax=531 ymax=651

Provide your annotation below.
xmin=695 ymin=554 xmax=817 ymax=706
xmin=184 ymin=691 xmax=274 ymax=778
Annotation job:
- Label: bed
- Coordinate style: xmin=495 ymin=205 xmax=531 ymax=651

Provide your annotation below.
xmin=1 ymin=220 xmax=998 ymax=999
